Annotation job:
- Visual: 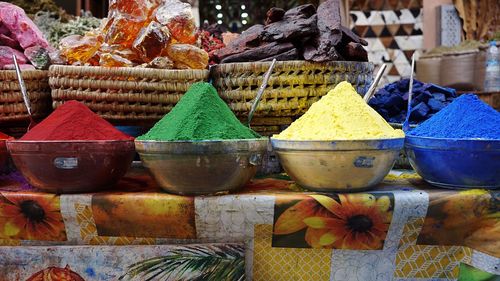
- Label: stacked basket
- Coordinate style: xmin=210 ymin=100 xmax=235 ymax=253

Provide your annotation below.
xmin=0 ymin=70 xmax=52 ymax=128
xmin=49 ymin=66 xmax=209 ymax=125
xmin=212 ymin=60 xmax=374 ymax=135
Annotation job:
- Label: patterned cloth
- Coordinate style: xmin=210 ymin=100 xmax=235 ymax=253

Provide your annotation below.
xmin=0 ymin=168 xmax=498 ymax=281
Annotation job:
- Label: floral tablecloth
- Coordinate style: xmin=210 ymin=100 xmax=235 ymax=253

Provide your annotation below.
xmin=0 ymin=168 xmax=498 ymax=281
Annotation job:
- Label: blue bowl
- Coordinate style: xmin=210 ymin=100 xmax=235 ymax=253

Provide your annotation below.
xmin=405 ymin=136 xmax=500 ymax=189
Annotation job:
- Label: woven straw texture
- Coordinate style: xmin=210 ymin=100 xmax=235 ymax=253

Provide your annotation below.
xmin=0 ymin=70 xmax=51 ymax=125
xmin=49 ymin=65 xmax=209 ymax=124
xmin=212 ymin=60 xmax=374 ymax=118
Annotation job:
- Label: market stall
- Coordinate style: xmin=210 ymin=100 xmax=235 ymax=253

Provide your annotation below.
xmin=0 ymin=0 xmax=499 ymax=280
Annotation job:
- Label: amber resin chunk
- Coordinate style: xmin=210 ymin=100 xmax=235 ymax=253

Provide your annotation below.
xmin=100 ymin=43 xmax=142 ymax=63
xmin=156 ymin=0 xmax=197 ymax=44
xmin=104 ymin=15 xmax=146 ymax=48
xmin=166 ymin=44 xmax=208 ymax=69
xmin=99 ymin=52 xmax=134 ymax=67
xmin=59 ymin=35 xmax=101 ymax=65
xmin=132 ymin=21 xmax=171 ymax=62
xmin=108 ymin=0 xmax=159 ymax=20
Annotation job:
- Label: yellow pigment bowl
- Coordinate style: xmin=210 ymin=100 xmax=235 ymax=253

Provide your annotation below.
xmin=271 ymin=138 xmax=404 ymax=192
xmin=7 ymin=140 xmax=135 ymax=193
xmin=135 ymin=138 xmax=269 ymax=195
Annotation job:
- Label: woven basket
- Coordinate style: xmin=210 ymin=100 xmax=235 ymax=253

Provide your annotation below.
xmin=441 ymin=50 xmax=478 ymax=91
xmin=0 ymin=70 xmax=51 ymax=125
xmin=49 ymin=65 xmax=209 ymax=125
xmin=416 ymin=55 xmax=442 ymax=85
xmin=212 ymin=60 xmax=374 ymax=118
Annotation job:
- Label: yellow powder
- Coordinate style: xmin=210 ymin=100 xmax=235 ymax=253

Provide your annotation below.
xmin=274 ymin=81 xmax=404 ymax=140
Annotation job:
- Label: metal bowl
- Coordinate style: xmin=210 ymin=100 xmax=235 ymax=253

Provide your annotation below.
xmin=0 ymin=139 xmax=8 ymax=173
xmin=7 ymin=140 xmax=135 ymax=193
xmin=405 ymin=136 xmax=500 ymax=189
xmin=271 ymin=138 xmax=404 ymax=192
xmin=135 ymin=139 xmax=269 ymax=195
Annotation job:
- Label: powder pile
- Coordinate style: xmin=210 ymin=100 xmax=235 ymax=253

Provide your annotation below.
xmin=21 ymin=101 xmax=133 ymax=141
xmin=408 ymin=94 xmax=500 ymax=139
xmin=138 ymin=82 xmax=259 ymax=141
xmin=275 ymin=81 xmax=404 ymax=140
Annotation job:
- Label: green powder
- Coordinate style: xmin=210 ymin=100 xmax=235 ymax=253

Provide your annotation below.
xmin=137 ymin=82 xmax=260 ymax=141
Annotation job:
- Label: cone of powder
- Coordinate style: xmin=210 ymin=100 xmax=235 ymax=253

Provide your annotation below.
xmin=0 ymin=132 xmax=11 ymax=140
xmin=274 ymin=81 xmax=404 ymax=140
xmin=138 ymin=82 xmax=259 ymax=141
xmin=20 ymin=101 xmax=133 ymax=141
xmin=408 ymin=94 xmax=500 ymax=139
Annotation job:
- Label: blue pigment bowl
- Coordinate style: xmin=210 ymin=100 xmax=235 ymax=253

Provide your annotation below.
xmin=405 ymin=136 xmax=500 ymax=189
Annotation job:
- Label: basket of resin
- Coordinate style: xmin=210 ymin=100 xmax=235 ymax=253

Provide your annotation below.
xmin=135 ymin=82 xmax=268 ymax=195
xmin=271 ymin=82 xmax=404 ymax=192
xmin=0 ymin=3 xmax=53 ymax=125
xmin=49 ymin=0 xmax=209 ymax=125
xmin=211 ymin=2 xmax=373 ymax=128
xmin=405 ymin=94 xmax=500 ymax=189
xmin=7 ymin=101 xmax=135 ymax=193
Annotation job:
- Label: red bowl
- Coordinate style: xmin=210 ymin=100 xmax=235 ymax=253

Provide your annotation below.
xmin=0 ymin=139 xmax=8 ymax=173
xmin=7 ymin=140 xmax=135 ymax=193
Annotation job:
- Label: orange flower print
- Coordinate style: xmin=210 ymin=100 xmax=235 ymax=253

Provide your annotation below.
xmin=273 ymin=193 xmax=393 ymax=250
xmin=0 ymin=193 xmax=67 ymax=241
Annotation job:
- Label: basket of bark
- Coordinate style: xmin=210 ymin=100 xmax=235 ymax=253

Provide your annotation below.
xmin=212 ymin=60 xmax=374 ymax=118
xmin=49 ymin=65 xmax=209 ymax=125
xmin=0 ymin=70 xmax=52 ymax=126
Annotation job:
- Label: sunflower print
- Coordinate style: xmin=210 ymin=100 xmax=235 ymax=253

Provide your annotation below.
xmin=273 ymin=193 xmax=394 ymax=250
xmin=0 ymin=193 xmax=67 ymax=241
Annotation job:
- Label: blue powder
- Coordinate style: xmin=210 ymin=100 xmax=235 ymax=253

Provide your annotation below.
xmin=408 ymin=94 xmax=500 ymax=139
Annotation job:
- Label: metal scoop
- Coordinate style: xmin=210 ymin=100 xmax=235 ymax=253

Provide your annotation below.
xmin=364 ymin=63 xmax=387 ymax=103
xmin=12 ymin=54 xmax=37 ymax=130
xmin=403 ymin=53 xmax=416 ymax=132
xmin=247 ymin=59 xmax=277 ymax=128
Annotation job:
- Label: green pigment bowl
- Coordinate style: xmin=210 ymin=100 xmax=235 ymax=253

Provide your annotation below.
xmin=135 ymin=138 xmax=269 ymax=195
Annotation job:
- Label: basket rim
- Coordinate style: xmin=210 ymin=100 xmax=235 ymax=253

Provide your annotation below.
xmin=0 ymin=69 xmax=49 ymax=79
xmin=212 ymin=60 xmax=374 ymax=72
xmin=49 ymin=65 xmax=209 ymax=79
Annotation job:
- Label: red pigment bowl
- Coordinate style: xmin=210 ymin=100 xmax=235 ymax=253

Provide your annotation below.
xmin=6 ymin=140 xmax=135 ymax=193
xmin=0 ymin=139 xmax=9 ymax=173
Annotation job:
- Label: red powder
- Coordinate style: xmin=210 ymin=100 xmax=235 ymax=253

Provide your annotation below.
xmin=0 ymin=132 xmax=10 ymax=140
xmin=21 ymin=101 xmax=134 ymax=141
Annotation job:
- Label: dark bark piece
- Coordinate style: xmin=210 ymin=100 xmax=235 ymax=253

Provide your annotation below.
xmin=212 ymin=24 xmax=264 ymax=62
xmin=340 ymin=26 xmax=368 ymax=46
xmin=338 ymin=42 xmax=368 ymax=62
xmin=260 ymin=48 xmax=300 ymax=61
xmin=284 ymin=4 xmax=316 ymax=19
xmin=303 ymin=42 xmax=342 ymax=62
xmin=317 ymin=0 xmax=341 ymax=32
xmin=265 ymin=8 xmax=285 ymax=25
xmin=260 ymin=14 xmax=318 ymax=42
xmin=221 ymin=42 xmax=294 ymax=63
xmin=302 ymin=0 xmax=343 ymax=62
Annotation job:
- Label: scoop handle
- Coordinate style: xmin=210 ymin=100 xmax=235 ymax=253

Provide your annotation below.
xmin=403 ymin=53 xmax=416 ymax=132
xmin=364 ymin=64 xmax=387 ymax=103
xmin=12 ymin=54 xmax=33 ymax=116
xmin=248 ymin=59 xmax=277 ymax=127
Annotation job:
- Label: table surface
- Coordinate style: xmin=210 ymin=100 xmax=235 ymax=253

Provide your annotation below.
xmin=0 ymin=168 xmax=498 ymax=281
